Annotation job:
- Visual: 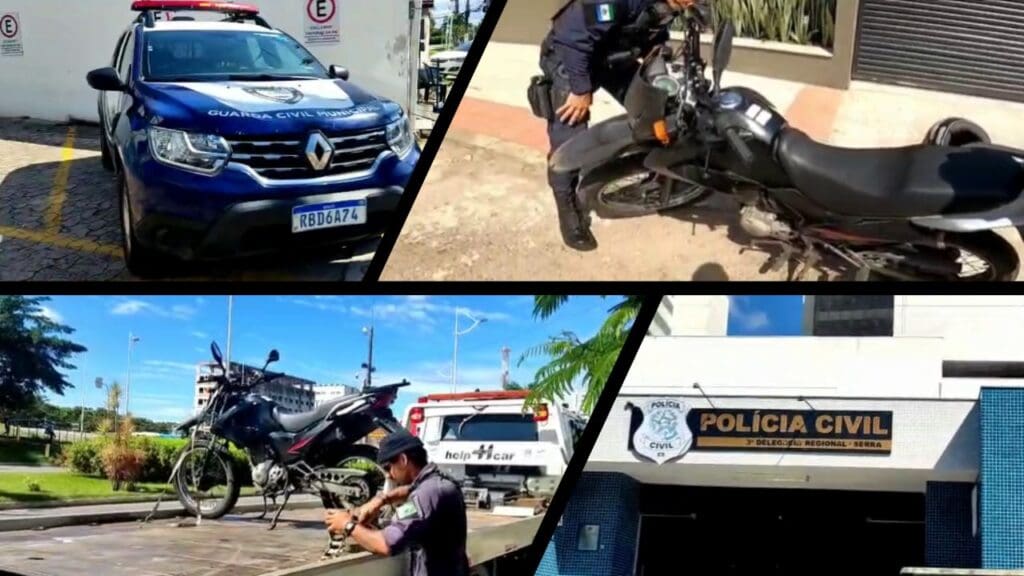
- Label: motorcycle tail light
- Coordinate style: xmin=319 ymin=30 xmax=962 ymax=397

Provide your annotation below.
xmin=533 ymin=403 xmax=549 ymax=423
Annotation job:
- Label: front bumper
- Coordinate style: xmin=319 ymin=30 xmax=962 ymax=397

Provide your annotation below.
xmin=124 ymin=146 xmax=418 ymax=261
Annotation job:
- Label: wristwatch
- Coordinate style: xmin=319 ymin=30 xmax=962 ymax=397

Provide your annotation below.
xmin=344 ymin=518 xmax=358 ymax=534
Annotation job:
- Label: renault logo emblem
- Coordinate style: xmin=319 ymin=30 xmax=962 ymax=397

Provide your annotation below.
xmin=305 ymin=132 xmax=334 ymax=171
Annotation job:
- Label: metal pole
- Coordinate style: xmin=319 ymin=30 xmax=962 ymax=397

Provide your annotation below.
xmin=367 ymin=325 xmax=374 ymax=388
xmin=452 ymin=311 xmax=459 ymax=393
xmin=127 ymin=334 xmax=139 ymax=418
xmin=226 ymin=295 xmax=234 ymax=376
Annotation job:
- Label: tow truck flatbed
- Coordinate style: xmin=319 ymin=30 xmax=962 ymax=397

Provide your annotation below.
xmin=0 ymin=507 xmax=540 ymax=576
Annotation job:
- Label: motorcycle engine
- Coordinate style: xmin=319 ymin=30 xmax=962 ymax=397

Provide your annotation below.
xmin=252 ymin=461 xmax=287 ymax=492
xmin=739 ymin=205 xmax=794 ymax=240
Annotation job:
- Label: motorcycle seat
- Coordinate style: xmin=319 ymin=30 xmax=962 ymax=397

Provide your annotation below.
xmin=274 ymin=393 xmax=363 ymax=433
xmin=775 ymin=127 xmax=1024 ymax=218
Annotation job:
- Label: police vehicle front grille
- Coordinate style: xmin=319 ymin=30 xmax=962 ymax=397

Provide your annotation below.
xmin=226 ymin=129 xmax=389 ymax=180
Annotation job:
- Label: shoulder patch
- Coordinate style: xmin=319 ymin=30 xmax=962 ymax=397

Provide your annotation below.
xmin=396 ymin=501 xmax=420 ymax=520
xmin=583 ymin=0 xmax=620 ymax=26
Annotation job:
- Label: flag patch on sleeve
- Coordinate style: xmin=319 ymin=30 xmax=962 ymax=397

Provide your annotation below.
xmin=595 ymin=3 xmax=616 ymax=22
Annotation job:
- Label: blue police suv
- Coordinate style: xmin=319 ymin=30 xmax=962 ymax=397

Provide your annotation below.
xmin=86 ymin=1 xmax=418 ymax=275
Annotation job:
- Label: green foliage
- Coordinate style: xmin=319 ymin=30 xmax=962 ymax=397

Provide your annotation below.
xmin=0 ymin=296 xmax=87 ymax=416
xmin=9 ymin=401 xmax=175 ymax=435
xmin=677 ymin=0 xmax=837 ymax=49
xmin=520 ymin=296 xmax=643 ymax=414
xmin=63 ymin=437 xmax=250 ymax=485
xmin=24 ymin=477 xmax=41 ymax=492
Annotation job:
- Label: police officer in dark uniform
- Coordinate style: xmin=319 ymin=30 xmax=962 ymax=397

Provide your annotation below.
xmin=325 ymin=429 xmax=469 ymax=576
xmin=538 ymin=0 xmax=698 ymax=250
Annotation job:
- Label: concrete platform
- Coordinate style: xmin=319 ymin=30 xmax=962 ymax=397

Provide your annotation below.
xmin=0 ymin=506 xmax=537 ymax=576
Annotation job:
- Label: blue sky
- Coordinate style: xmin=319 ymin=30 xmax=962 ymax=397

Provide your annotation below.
xmin=38 ymin=296 xmax=613 ymax=423
xmin=726 ymin=296 xmax=805 ymax=336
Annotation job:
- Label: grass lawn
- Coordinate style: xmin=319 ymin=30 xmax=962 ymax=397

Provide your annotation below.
xmin=0 ymin=438 xmax=57 ymax=466
xmin=0 ymin=471 xmax=256 ymax=505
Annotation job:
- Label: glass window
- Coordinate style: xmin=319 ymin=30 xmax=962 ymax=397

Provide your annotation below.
xmin=441 ymin=414 xmax=538 ymax=442
xmin=117 ymin=29 xmax=136 ymax=81
xmin=143 ymin=30 xmax=328 ymax=81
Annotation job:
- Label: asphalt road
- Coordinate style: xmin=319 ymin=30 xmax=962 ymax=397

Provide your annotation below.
xmin=0 ymin=118 xmax=376 ymax=282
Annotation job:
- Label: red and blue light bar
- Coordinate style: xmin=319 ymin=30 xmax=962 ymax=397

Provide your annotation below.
xmin=130 ymin=1 xmax=260 ymax=13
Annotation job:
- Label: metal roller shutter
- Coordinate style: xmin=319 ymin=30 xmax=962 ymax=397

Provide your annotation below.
xmin=854 ymin=0 xmax=1024 ymax=102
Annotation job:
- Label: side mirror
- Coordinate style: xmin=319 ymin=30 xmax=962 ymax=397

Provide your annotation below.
xmin=712 ymin=20 xmax=735 ymax=93
xmin=87 ymin=67 xmax=126 ymax=92
xmin=211 ymin=342 xmax=224 ymax=369
xmin=330 ymin=65 xmax=349 ymax=81
xmin=267 ymin=349 xmax=280 ymax=364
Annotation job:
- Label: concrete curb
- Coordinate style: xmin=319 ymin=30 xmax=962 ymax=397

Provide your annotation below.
xmin=0 ymin=497 xmax=321 ymax=533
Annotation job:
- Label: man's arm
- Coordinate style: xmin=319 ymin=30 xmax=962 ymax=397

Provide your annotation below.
xmin=551 ymin=0 xmax=629 ymax=95
xmin=347 ymin=523 xmax=391 ymax=556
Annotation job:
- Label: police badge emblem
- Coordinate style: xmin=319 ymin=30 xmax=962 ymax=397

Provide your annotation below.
xmin=632 ymin=398 xmax=692 ymax=464
xmin=242 ymin=86 xmax=304 ymax=104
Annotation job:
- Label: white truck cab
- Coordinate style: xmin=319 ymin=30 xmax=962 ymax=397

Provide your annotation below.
xmin=402 ymin=390 xmax=587 ymax=508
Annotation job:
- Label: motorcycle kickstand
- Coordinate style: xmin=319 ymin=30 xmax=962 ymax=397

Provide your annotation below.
xmin=255 ymin=495 xmax=271 ymax=521
xmin=268 ymin=491 xmax=291 ymax=531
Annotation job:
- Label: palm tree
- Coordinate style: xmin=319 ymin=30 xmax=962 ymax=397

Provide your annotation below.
xmin=519 ymin=296 xmax=643 ymax=414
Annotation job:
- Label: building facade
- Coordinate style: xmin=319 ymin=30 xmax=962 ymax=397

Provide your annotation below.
xmin=490 ymin=1 xmax=1024 ymax=102
xmin=194 ymin=362 xmax=315 ymax=415
xmin=649 ymin=296 xmax=729 ymax=337
xmin=314 ymin=384 xmax=361 ymax=407
xmin=539 ymin=298 xmax=1024 ymax=575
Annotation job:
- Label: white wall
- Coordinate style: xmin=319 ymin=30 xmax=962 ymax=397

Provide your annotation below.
xmin=588 ymin=395 xmax=979 ymax=493
xmin=0 ymin=0 xmax=419 ymax=123
xmin=651 ymin=296 xmax=729 ymax=337
xmin=894 ymin=295 xmax=1024 ymax=362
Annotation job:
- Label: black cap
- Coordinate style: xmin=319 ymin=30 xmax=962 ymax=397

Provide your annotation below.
xmin=377 ymin=429 xmax=424 ymax=465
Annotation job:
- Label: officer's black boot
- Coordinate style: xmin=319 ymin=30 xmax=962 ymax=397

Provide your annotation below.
xmin=552 ymin=189 xmax=597 ymax=251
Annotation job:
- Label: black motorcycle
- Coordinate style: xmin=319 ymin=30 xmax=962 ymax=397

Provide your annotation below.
xmin=168 ymin=343 xmax=407 ymax=551
xmin=551 ymin=7 xmax=1024 ymax=281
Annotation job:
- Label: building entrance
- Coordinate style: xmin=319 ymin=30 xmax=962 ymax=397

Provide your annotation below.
xmin=635 ymin=485 xmax=924 ymax=576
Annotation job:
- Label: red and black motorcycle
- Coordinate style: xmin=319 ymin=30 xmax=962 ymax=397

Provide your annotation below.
xmin=170 ymin=342 xmax=408 ymax=533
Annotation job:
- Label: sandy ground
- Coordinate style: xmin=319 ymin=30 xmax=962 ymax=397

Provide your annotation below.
xmin=381 ymin=132 xmax=812 ymax=282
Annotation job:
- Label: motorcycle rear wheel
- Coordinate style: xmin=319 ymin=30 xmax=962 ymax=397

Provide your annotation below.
xmin=174 ymin=439 xmax=241 ymax=519
xmin=332 ymin=444 xmax=394 ymax=525
xmin=579 ymin=153 xmax=711 ymax=219
xmin=857 ymin=232 xmax=1018 ymax=281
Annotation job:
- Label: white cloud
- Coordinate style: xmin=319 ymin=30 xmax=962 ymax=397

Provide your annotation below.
xmin=39 ymin=305 xmax=63 ymax=324
xmin=110 ymin=299 xmax=196 ymax=320
xmin=728 ymin=297 xmax=770 ymax=331
xmin=143 ymin=360 xmax=196 ymax=373
xmin=191 ymin=331 xmax=209 ymax=340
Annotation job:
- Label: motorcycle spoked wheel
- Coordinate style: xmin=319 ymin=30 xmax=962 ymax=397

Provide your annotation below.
xmin=334 ymin=445 xmax=395 ymax=526
xmin=853 ymin=232 xmax=1019 ymax=281
xmin=578 ymin=153 xmax=712 ymax=219
xmin=174 ymin=440 xmax=241 ymax=519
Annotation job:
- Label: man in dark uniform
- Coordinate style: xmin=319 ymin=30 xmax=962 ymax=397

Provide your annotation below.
xmin=541 ymin=0 xmax=698 ymax=250
xmin=325 ymin=429 xmax=469 ymax=576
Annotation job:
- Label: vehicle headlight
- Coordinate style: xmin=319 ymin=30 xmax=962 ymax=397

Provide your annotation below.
xmin=148 ymin=127 xmax=231 ymax=175
xmin=386 ymin=114 xmax=415 ymax=159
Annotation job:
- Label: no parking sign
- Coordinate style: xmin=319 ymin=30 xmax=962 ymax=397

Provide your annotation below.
xmin=304 ymin=0 xmax=340 ymax=45
xmin=1 ymin=12 xmax=23 ymax=57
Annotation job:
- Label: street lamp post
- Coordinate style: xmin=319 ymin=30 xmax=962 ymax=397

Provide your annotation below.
xmin=127 ymin=333 xmax=140 ymax=418
xmin=361 ymin=325 xmax=376 ymax=390
xmin=452 ymin=308 xmax=486 ymax=393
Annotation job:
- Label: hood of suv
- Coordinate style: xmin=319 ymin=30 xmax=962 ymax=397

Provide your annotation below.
xmin=138 ymin=78 xmax=402 ymax=137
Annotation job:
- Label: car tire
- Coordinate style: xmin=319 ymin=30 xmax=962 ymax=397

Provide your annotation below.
xmin=100 ymin=129 xmax=115 ymax=172
xmin=117 ymin=171 xmax=167 ymax=278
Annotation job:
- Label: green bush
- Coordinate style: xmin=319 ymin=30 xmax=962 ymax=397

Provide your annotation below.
xmin=24 ymin=477 xmax=41 ymax=492
xmin=63 ymin=437 xmax=251 ymax=485
xmin=63 ymin=438 xmax=107 ymax=476
xmin=675 ymin=0 xmax=837 ymax=49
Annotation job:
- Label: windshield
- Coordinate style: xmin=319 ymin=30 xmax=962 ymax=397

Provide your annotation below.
xmin=143 ymin=30 xmax=329 ymax=82
xmin=441 ymin=414 xmax=539 ymax=442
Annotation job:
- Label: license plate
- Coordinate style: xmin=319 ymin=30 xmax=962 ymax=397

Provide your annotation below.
xmin=292 ymin=200 xmax=367 ymax=233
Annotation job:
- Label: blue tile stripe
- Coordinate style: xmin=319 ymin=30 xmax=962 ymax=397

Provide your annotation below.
xmin=535 ymin=472 xmax=639 ymax=576
xmin=980 ymin=387 xmax=1024 ymax=569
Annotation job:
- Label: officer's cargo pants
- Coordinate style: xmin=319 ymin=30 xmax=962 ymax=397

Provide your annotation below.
xmin=539 ymin=42 xmax=637 ymax=197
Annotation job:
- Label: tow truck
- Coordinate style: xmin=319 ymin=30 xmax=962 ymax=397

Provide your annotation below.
xmin=404 ymin=390 xmax=587 ymax=510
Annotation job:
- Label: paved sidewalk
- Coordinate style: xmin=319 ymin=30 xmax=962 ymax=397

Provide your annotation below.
xmin=0 ymin=464 xmax=62 ymax=473
xmin=0 ymin=494 xmax=319 ymax=532
xmin=382 ymin=41 xmax=1024 ymax=281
